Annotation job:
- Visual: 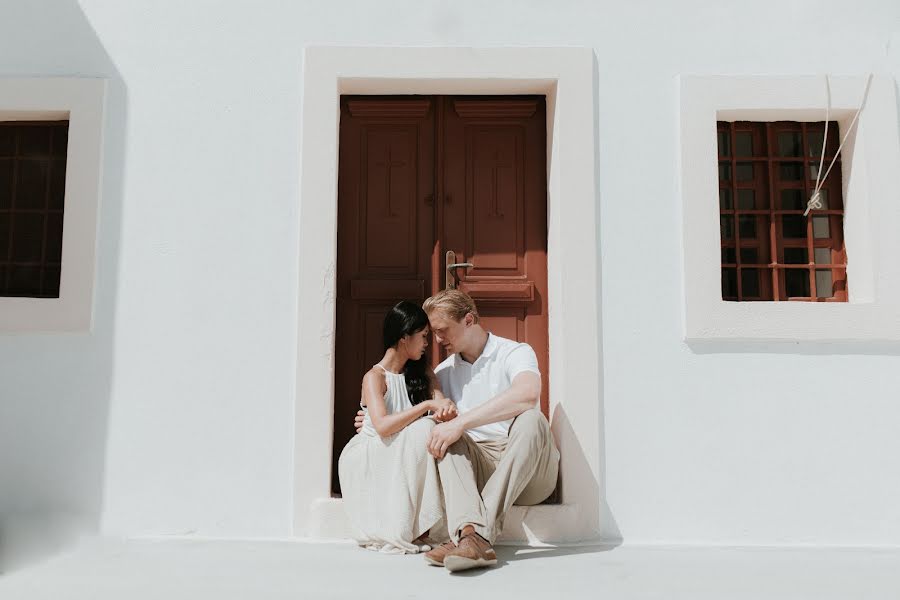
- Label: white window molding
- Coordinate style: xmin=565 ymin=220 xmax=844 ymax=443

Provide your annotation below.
xmin=0 ymin=78 xmax=106 ymax=332
xmin=679 ymin=74 xmax=900 ymax=342
xmin=295 ymin=47 xmax=606 ymax=542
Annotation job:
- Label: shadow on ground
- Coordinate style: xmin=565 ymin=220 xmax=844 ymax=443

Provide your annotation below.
xmin=449 ymin=543 xmax=620 ymax=577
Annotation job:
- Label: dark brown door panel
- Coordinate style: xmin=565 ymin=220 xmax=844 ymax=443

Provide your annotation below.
xmin=332 ymin=96 xmax=547 ymax=494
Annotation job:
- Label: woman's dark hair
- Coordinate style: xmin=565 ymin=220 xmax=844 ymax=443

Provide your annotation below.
xmin=383 ymin=300 xmax=431 ymax=405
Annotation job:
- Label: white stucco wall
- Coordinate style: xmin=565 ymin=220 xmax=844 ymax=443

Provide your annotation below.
xmin=2 ymin=0 xmax=900 ymax=546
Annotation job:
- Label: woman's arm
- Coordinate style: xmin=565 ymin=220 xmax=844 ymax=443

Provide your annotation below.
xmin=363 ymin=370 xmax=436 ymax=438
xmin=428 ymin=369 xmax=457 ymax=422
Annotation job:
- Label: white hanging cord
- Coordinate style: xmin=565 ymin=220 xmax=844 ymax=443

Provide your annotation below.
xmin=804 ymin=73 xmax=874 ymax=216
xmin=808 ymin=79 xmax=830 ymax=213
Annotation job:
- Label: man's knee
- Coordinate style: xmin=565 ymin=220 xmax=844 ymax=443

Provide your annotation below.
xmin=509 ymin=408 xmax=549 ymax=440
xmin=443 ymin=436 xmax=472 ymax=459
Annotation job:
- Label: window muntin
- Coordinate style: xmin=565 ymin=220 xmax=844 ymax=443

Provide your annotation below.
xmin=0 ymin=120 xmax=68 ymax=298
xmin=717 ymin=121 xmax=847 ymax=302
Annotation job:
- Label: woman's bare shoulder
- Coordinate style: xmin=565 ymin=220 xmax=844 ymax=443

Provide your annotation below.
xmin=362 ymin=367 xmax=388 ymax=388
xmin=360 ymin=367 xmax=387 ymax=408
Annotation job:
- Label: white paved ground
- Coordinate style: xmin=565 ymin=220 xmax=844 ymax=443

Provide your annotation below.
xmin=1 ymin=538 xmax=899 ymax=599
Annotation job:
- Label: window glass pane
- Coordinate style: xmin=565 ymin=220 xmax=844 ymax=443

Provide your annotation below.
xmin=49 ymin=159 xmax=66 ymax=210
xmin=7 ymin=265 xmax=42 ymax=296
xmin=785 ymin=269 xmax=810 ymax=297
xmin=780 ymin=189 xmax=804 ymax=210
xmin=19 ymin=128 xmax=51 ymax=156
xmin=738 ymin=215 xmax=757 ymax=238
xmin=735 ymin=162 xmax=754 ymax=181
xmin=777 ymin=131 xmax=803 ymax=157
xmin=719 ymin=188 xmax=733 ymax=210
xmin=718 ymin=162 xmax=731 ymax=181
xmin=722 ymin=268 xmax=737 ymax=299
xmin=781 ymin=215 xmax=806 ymax=238
xmin=813 ymin=216 xmax=830 ymax=238
xmin=720 ymin=216 xmax=734 ymax=240
xmin=717 ymin=130 xmax=730 ymax=157
xmin=0 ymin=212 xmax=8 ymax=255
xmin=778 ymin=162 xmax=804 ymax=181
xmin=735 ymin=132 xmax=753 ymax=157
xmin=10 ymin=213 xmax=45 ymax=262
xmin=15 ymin=159 xmax=49 ymax=209
xmin=739 ymin=247 xmax=759 ymax=264
xmin=42 ymin=265 xmax=60 ymax=297
xmin=808 ymin=130 xmax=825 ymax=157
xmin=814 ymin=248 xmax=831 ymax=265
xmin=722 ymin=246 xmax=736 ymax=264
xmin=741 ymin=268 xmax=760 ymax=297
xmin=45 ymin=213 xmax=63 ymax=263
xmin=783 ymin=247 xmax=808 ymax=264
xmin=0 ymin=159 xmax=13 ymax=209
xmin=0 ymin=128 xmax=15 ymax=156
xmin=52 ymin=127 xmax=68 ymax=157
xmin=809 ymin=163 xmax=824 ymax=181
xmin=815 ymin=270 xmax=833 ymax=298
xmin=737 ymin=189 xmax=756 ymax=210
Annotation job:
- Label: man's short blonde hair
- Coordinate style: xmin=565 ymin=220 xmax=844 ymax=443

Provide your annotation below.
xmin=423 ymin=289 xmax=480 ymax=323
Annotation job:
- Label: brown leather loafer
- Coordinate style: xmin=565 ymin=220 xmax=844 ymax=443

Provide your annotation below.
xmin=423 ymin=540 xmax=456 ymax=566
xmin=443 ymin=532 xmax=497 ymax=572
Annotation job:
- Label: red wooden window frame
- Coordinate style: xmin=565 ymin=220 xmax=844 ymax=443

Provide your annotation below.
xmin=0 ymin=120 xmax=68 ymax=298
xmin=718 ymin=121 xmax=847 ymax=302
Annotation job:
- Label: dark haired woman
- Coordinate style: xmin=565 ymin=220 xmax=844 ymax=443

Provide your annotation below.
xmin=338 ymin=301 xmax=457 ymax=554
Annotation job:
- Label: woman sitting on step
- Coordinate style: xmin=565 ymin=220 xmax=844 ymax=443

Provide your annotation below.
xmin=338 ymin=300 xmax=457 ymax=553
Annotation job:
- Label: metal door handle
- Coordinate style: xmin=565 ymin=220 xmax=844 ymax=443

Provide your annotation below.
xmin=445 ymin=250 xmax=474 ymax=290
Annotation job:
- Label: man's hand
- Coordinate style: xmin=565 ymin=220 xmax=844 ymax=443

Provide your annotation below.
xmin=354 ymin=409 xmax=365 ymax=434
xmin=426 ymin=419 xmax=465 ymax=460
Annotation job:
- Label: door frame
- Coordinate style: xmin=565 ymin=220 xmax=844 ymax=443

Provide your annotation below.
xmin=295 ymin=47 xmax=608 ymax=542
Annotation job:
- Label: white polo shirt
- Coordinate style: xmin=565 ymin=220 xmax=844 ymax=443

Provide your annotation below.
xmin=434 ymin=333 xmax=541 ymax=442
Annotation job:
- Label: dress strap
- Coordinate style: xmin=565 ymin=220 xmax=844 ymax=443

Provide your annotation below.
xmin=373 ymin=363 xmax=402 ymax=376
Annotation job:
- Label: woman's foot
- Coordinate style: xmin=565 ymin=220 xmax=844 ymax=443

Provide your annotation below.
xmin=413 ymin=532 xmax=437 ymax=552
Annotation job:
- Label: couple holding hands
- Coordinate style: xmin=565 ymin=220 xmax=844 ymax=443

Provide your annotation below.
xmin=338 ymin=290 xmax=560 ymax=572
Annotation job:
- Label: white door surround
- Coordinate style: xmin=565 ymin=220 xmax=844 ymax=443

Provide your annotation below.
xmin=295 ymin=47 xmax=606 ymax=542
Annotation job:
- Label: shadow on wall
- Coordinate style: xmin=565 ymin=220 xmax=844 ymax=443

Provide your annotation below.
xmin=549 ymin=404 xmax=621 ymax=544
xmin=0 ymin=0 xmax=126 ymax=573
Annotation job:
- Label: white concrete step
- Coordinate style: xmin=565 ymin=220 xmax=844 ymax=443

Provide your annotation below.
xmin=307 ymin=497 xmax=589 ymax=544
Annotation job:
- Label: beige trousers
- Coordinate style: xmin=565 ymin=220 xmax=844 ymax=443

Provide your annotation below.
xmin=437 ymin=408 xmax=560 ymax=544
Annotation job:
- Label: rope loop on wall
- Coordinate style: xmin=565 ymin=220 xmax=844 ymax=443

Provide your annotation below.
xmin=805 ymin=73 xmax=874 ymax=216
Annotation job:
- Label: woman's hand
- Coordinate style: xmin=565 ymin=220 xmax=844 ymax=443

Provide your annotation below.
xmin=428 ymin=398 xmax=458 ymax=422
xmin=354 ymin=409 xmax=365 ymax=434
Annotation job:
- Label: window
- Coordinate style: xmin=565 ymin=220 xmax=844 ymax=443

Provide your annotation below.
xmin=680 ymin=75 xmax=900 ymax=342
xmin=717 ymin=121 xmax=847 ymax=302
xmin=0 ymin=121 xmax=68 ymax=298
xmin=0 ymin=77 xmax=105 ymax=332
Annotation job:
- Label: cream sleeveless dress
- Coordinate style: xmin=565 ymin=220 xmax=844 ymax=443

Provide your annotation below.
xmin=338 ymin=365 xmax=447 ymax=554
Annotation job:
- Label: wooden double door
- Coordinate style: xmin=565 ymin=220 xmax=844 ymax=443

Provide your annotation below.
xmin=333 ymin=96 xmax=548 ymax=493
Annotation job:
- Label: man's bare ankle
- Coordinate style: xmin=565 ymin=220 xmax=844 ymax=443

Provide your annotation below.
xmin=458 ymin=524 xmax=492 ymax=546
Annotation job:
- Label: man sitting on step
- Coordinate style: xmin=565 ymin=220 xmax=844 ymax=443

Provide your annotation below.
xmin=419 ymin=289 xmax=560 ymax=572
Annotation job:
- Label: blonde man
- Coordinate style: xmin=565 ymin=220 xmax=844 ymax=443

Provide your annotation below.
xmin=420 ymin=289 xmax=559 ymax=572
